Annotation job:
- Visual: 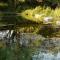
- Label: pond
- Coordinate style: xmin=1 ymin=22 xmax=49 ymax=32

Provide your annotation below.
xmin=32 ymin=51 xmax=60 ymax=60
xmin=32 ymin=37 xmax=60 ymax=60
xmin=0 ymin=30 xmax=60 ymax=60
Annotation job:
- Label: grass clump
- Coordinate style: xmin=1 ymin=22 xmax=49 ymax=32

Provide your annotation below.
xmin=20 ymin=6 xmax=60 ymax=25
xmin=20 ymin=6 xmax=52 ymax=23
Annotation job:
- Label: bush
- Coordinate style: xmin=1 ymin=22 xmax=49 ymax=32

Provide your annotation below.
xmin=20 ymin=6 xmax=60 ymax=25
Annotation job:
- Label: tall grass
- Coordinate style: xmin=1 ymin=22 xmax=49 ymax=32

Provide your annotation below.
xmin=21 ymin=6 xmax=60 ymax=24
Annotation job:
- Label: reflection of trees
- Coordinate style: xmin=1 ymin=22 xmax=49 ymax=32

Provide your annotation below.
xmin=38 ymin=24 xmax=56 ymax=37
xmin=0 ymin=0 xmax=17 ymax=29
xmin=8 ymin=0 xmax=17 ymax=11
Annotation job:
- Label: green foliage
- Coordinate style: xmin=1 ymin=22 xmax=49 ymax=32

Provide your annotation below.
xmin=0 ymin=48 xmax=7 ymax=60
xmin=0 ymin=1 xmax=60 ymax=60
xmin=46 ymin=0 xmax=60 ymax=3
xmin=0 ymin=3 xmax=8 ymax=7
xmin=20 ymin=6 xmax=60 ymax=25
xmin=0 ymin=40 xmax=41 ymax=60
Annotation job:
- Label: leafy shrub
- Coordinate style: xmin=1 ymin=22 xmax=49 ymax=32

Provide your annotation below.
xmin=20 ymin=6 xmax=60 ymax=25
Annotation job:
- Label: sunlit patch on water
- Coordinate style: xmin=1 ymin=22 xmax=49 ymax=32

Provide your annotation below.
xmin=32 ymin=51 xmax=60 ymax=60
xmin=0 ymin=30 xmax=14 ymax=40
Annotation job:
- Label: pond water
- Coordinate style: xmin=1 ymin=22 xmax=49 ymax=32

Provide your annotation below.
xmin=32 ymin=51 xmax=60 ymax=60
xmin=0 ymin=30 xmax=60 ymax=60
xmin=32 ymin=37 xmax=60 ymax=60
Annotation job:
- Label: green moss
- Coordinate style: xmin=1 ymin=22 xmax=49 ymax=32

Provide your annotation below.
xmin=0 ymin=3 xmax=8 ymax=7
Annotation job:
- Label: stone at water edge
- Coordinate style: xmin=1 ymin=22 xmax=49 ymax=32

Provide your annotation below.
xmin=0 ymin=30 xmax=9 ymax=39
xmin=0 ymin=30 xmax=14 ymax=40
xmin=44 ymin=17 xmax=53 ymax=23
xmin=56 ymin=20 xmax=60 ymax=26
xmin=32 ymin=52 xmax=60 ymax=60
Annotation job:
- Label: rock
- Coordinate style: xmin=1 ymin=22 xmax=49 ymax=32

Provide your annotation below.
xmin=19 ymin=33 xmax=45 ymax=47
xmin=0 ymin=30 xmax=9 ymax=39
xmin=56 ymin=20 xmax=60 ymax=26
xmin=44 ymin=17 xmax=53 ymax=23
xmin=36 ymin=0 xmax=43 ymax=2
xmin=40 ymin=37 xmax=60 ymax=50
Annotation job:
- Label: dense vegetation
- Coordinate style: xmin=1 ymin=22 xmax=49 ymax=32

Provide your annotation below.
xmin=0 ymin=0 xmax=60 ymax=60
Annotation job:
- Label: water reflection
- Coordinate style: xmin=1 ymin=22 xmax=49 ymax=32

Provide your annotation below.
xmin=0 ymin=31 xmax=60 ymax=60
xmin=32 ymin=51 xmax=60 ymax=60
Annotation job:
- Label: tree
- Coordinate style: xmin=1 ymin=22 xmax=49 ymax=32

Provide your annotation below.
xmin=8 ymin=0 xmax=17 ymax=11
